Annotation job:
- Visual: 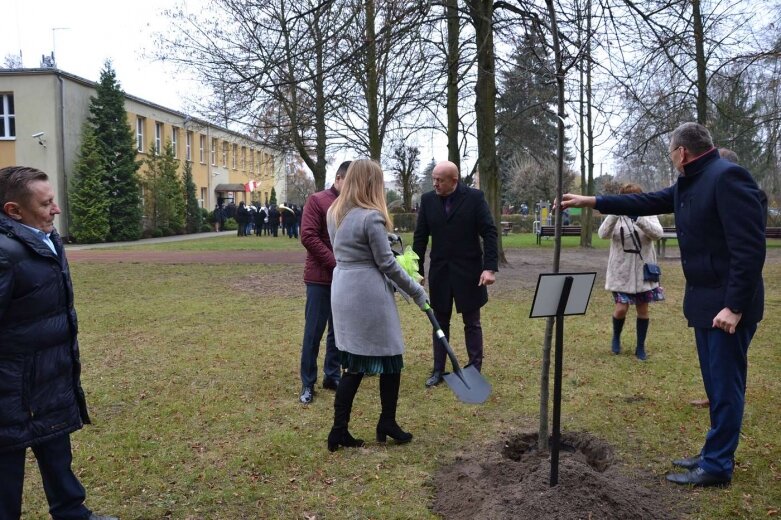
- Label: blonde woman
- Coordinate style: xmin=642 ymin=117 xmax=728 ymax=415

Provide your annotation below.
xmin=598 ymin=183 xmax=664 ymax=360
xmin=326 ymin=160 xmax=428 ymax=451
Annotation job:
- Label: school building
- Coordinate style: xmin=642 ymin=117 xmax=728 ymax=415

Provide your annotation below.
xmin=0 ymin=68 xmax=286 ymax=236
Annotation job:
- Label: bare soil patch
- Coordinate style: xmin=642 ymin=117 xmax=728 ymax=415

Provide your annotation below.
xmin=432 ymin=431 xmax=684 ymax=519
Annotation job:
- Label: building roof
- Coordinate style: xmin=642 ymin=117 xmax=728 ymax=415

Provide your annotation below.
xmin=0 ymin=67 xmax=274 ymax=149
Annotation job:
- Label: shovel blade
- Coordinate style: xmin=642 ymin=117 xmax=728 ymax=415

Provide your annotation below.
xmin=443 ymin=365 xmax=492 ymax=404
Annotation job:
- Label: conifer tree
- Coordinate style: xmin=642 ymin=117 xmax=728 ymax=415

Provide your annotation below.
xmin=269 ymin=187 xmax=277 ymax=206
xmin=88 ymin=61 xmax=142 ymax=241
xmin=143 ymin=140 xmax=184 ymax=236
xmin=70 ymin=125 xmax=110 ymax=243
xmin=182 ymin=159 xmax=203 ymax=233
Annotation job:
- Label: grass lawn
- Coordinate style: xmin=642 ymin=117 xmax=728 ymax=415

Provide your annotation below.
xmin=20 ymin=236 xmax=781 ymax=519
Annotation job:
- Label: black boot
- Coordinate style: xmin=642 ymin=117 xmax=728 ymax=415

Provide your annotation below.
xmin=376 ymin=373 xmax=412 ymax=444
xmin=327 ymin=371 xmax=365 ymax=452
xmin=636 ymin=318 xmax=649 ymax=360
xmin=611 ymin=317 xmax=625 ymax=354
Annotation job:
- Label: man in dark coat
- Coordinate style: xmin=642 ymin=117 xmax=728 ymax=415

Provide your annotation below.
xmin=413 ymin=160 xmax=499 ymax=387
xmin=297 ymin=161 xmax=350 ymax=404
xmin=561 ymin=122 xmax=765 ymax=488
xmin=268 ymin=205 xmax=280 ymax=237
xmin=0 ymin=166 xmax=116 ymax=519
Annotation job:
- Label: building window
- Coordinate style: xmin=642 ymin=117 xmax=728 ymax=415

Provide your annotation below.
xmin=250 ymin=148 xmax=255 ymax=173
xmin=222 ymin=141 xmax=228 ymax=167
xmin=154 ymin=122 xmax=163 ymax=154
xmin=241 ymin=147 xmax=247 ymax=171
xmin=211 ymin=138 xmax=217 ymax=165
xmin=0 ymin=94 xmax=15 ymax=139
xmin=200 ymin=187 xmax=207 ymax=208
xmin=232 ymin=143 xmax=238 ymax=169
xmin=199 ymin=135 xmax=206 ymax=163
xmin=186 ymin=131 xmax=193 ymax=162
xmin=172 ymin=127 xmax=179 ymax=158
xmin=136 ymin=117 xmax=145 ymax=152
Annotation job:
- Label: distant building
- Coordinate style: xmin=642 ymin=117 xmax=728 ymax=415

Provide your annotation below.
xmin=0 ymin=68 xmax=285 ymax=236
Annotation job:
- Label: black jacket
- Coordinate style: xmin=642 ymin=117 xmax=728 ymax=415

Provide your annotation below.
xmin=0 ymin=214 xmax=90 ymax=452
xmin=413 ymin=182 xmax=499 ymax=314
xmin=595 ymin=148 xmax=765 ymax=327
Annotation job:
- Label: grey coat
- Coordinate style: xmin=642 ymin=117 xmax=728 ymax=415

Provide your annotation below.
xmin=328 ymin=208 xmax=428 ymax=357
xmin=598 ymin=214 xmax=663 ymax=294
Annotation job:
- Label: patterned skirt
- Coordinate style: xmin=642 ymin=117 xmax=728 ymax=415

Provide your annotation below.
xmin=339 ymin=351 xmax=404 ymax=375
xmin=613 ymin=287 xmax=666 ymax=305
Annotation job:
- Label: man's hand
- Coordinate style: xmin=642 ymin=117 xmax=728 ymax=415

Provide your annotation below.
xmin=712 ymin=308 xmax=742 ymax=334
xmin=478 ymin=270 xmax=496 ymax=286
xmin=559 ymin=194 xmax=597 ymax=210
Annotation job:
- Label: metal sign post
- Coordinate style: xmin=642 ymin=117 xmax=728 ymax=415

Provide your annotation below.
xmin=530 ymin=272 xmax=596 ymax=487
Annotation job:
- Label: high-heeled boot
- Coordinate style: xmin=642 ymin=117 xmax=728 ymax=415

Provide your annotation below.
xmin=327 ymin=371 xmax=365 ymax=452
xmin=611 ymin=317 xmax=625 ymax=354
xmin=376 ymin=373 xmax=412 ymax=444
xmin=635 ymin=318 xmax=649 ymax=360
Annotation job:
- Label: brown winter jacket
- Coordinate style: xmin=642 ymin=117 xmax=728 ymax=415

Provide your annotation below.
xmin=301 ymin=186 xmax=339 ymax=285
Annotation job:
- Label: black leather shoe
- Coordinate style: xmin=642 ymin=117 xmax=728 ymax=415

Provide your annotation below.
xmin=327 ymin=429 xmax=365 ymax=452
xmin=672 ymin=455 xmax=702 ymax=470
xmin=299 ymin=386 xmax=314 ymax=404
xmin=665 ymin=467 xmax=731 ymax=487
xmin=322 ymin=378 xmax=339 ymax=391
xmin=425 ymin=370 xmax=444 ymax=388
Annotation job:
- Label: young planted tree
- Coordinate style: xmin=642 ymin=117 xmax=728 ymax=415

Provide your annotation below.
xmin=182 ymin=159 xmax=203 ymax=234
xmin=88 ymin=61 xmax=142 ymax=241
xmin=70 ymin=125 xmax=110 ymax=243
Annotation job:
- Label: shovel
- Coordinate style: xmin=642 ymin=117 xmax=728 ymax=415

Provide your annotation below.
xmin=423 ymin=304 xmax=492 ymax=404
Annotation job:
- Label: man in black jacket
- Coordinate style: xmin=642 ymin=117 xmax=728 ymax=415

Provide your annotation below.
xmin=561 ymin=123 xmax=765 ymax=487
xmin=413 ymin=161 xmax=499 ymax=387
xmin=0 ymin=167 xmax=115 ymax=520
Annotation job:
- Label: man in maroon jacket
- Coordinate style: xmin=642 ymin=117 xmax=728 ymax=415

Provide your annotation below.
xmin=298 ymin=161 xmax=350 ymax=404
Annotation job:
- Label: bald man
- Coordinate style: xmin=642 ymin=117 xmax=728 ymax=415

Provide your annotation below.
xmin=413 ymin=161 xmax=499 ymax=387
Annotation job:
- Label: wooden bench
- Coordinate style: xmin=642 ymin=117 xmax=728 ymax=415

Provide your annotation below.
xmin=656 ymin=227 xmax=678 ymax=258
xmin=536 ymin=225 xmax=582 ymax=245
xmin=500 ymin=221 xmax=512 ymax=236
xmin=657 ymin=227 xmax=780 ymax=258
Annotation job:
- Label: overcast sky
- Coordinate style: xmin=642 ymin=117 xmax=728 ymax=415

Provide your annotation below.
xmin=3 ymin=0 xmax=197 ymax=111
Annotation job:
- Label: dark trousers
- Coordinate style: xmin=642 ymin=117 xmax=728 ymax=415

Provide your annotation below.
xmin=300 ymin=283 xmax=341 ymax=388
xmin=0 ymin=434 xmax=91 ymax=520
xmin=694 ymin=323 xmax=756 ymax=478
xmin=432 ymin=305 xmax=483 ymax=372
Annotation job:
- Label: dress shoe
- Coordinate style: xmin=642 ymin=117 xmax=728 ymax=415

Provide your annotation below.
xmin=89 ymin=515 xmax=119 ymax=520
xmin=322 ymin=378 xmax=339 ymax=391
xmin=425 ymin=370 xmax=444 ymax=388
xmin=672 ymin=455 xmax=702 ymax=470
xmin=299 ymin=386 xmax=314 ymax=404
xmin=665 ymin=467 xmax=731 ymax=487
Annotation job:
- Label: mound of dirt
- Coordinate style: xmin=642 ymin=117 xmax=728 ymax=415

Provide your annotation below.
xmin=432 ymin=431 xmax=680 ymax=519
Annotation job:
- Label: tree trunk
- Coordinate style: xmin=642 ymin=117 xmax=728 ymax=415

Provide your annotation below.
xmin=583 ymin=0 xmax=594 ymax=246
xmin=446 ymin=0 xmax=461 ymax=172
xmin=692 ymin=0 xmax=708 ymax=124
xmin=365 ymin=0 xmax=381 ymax=160
xmin=539 ymin=0 xmax=566 ymax=452
xmin=468 ymin=0 xmax=505 ymax=264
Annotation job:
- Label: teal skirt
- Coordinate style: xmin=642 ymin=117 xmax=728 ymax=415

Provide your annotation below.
xmin=339 ymin=351 xmax=404 ymax=374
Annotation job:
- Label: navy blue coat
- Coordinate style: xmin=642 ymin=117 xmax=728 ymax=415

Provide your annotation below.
xmin=0 ymin=214 xmax=90 ymax=452
xmin=413 ymin=182 xmax=499 ymax=314
xmin=595 ymin=148 xmax=765 ymax=328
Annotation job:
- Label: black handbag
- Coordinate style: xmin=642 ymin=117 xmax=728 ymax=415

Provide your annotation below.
xmin=643 ymin=262 xmax=661 ymax=282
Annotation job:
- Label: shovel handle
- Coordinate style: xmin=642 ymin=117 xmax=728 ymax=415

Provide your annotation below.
xmin=423 ymin=305 xmax=463 ymax=373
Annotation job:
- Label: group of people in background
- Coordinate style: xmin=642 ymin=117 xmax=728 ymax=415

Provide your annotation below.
xmin=212 ymin=201 xmax=301 ymax=238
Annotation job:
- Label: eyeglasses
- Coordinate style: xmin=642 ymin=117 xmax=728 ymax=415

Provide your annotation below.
xmin=669 ymin=146 xmax=683 ymax=157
